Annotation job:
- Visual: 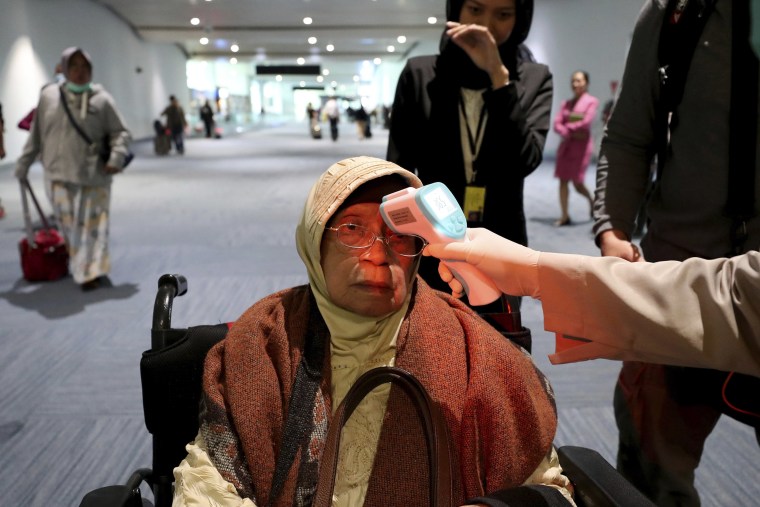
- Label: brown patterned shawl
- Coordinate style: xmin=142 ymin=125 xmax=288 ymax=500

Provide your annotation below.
xmin=200 ymin=278 xmax=557 ymax=506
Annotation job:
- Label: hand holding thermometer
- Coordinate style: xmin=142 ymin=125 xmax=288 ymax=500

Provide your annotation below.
xmin=380 ymin=182 xmax=501 ymax=306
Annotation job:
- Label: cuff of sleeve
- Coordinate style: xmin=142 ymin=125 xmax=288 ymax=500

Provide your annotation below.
xmin=538 ymin=252 xmax=588 ymax=339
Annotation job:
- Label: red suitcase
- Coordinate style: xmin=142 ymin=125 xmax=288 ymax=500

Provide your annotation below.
xmin=19 ymin=180 xmax=69 ymax=281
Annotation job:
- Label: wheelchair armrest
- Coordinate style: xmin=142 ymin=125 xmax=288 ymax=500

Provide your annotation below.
xmin=558 ymin=446 xmax=654 ymax=507
xmin=79 ymin=468 xmax=153 ymax=507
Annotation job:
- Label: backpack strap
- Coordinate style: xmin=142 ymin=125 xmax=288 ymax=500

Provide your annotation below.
xmin=656 ymin=0 xmax=716 ymax=177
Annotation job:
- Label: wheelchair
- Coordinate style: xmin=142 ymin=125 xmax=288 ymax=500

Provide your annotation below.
xmin=80 ymin=274 xmax=654 ymax=507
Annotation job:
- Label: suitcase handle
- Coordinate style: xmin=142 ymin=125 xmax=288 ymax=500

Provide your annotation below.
xmin=19 ymin=179 xmax=53 ymax=247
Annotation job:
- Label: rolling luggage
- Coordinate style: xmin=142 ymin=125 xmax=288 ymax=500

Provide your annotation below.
xmin=311 ymin=122 xmax=322 ymax=139
xmin=154 ymin=134 xmax=171 ymax=155
xmin=153 ymin=120 xmax=171 ymax=155
xmin=19 ymin=179 xmax=69 ymax=282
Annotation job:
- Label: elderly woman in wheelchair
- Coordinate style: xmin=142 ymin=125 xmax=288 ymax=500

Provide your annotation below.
xmin=171 ymin=156 xmax=574 ymax=506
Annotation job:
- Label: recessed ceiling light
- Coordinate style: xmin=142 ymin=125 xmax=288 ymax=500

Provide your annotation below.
xmin=276 ymin=75 xmax=283 ymax=81
xmin=353 ymin=75 xmax=360 ymax=82
xmin=316 ymin=75 xmax=324 ymax=82
xmin=374 ymin=57 xmax=382 ymax=65
xmin=231 ymin=44 xmax=240 ymax=53
xmin=300 ymin=81 xmax=306 ymax=87
xmin=427 ymin=16 xmax=438 ymax=24
xmin=191 ymin=18 xmax=200 ymax=26
xmin=308 ymin=37 xmax=317 ymax=45
xmin=200 ymin=37 xmax=209 ymax=45
xmin=303 ymin=17 xmax=313 ymax=25
xmin=397 ymin=35 xmax=407 ymax=43
xmin=331 ymin=81 xmax=337 ymax=87
xmin=297 ymin=57 xmax=306 ymax=65
xmin=326 ymin=44 xmax=335 ymax=52
xmin=230 ymin=57 xmax=238 ymax=64
xmin=386 ymin=45 xmax=396 ymax=53
xmin=322 ymin=69 xmax=330 ymax=76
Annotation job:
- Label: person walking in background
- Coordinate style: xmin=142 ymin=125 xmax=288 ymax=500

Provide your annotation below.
xmin=594 ymin=1 xmax=760 ymax=505
xmin=323 ymin=96 xmax=340 ymax=141
xmin=161 ymin=95 xmax=188 ymax=154
xmin=199 ymin=100 xmax=215 ymax=138
xmin=552 ymin=70 xmax=598 ymax=226
xmin=387 ymin=0 xmax=552 ymax=303
xmin=14 ymin=47 xmax=131 ymax=291
xmin=354 ymin=103 xmax=370 ymax=139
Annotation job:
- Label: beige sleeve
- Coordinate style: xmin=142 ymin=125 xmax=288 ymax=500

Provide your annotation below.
xmin=172 ymin=433 xmax=257 ymax=507
xmin=537 ymin=252 xmax=760 ymax=377
xmin=522 ymin=446 xmax=576 ymax=505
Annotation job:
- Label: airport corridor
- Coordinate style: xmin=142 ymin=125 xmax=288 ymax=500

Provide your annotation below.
xmin=0 ymin=120 xmax=757 ymax=506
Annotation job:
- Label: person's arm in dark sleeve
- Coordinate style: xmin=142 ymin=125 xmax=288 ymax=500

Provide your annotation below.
xmin=593 ymin=1 xmax=662 ymax=242
xmin=483 ymin=64 xmax=553 ymax=179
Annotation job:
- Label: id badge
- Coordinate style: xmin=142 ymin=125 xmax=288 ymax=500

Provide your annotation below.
xmin=463 ymin=185 xmax=486 ymax=223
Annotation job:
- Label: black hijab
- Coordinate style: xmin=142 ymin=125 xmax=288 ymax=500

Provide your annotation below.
xmin=437 ymin=0 xmax=535 ymax=89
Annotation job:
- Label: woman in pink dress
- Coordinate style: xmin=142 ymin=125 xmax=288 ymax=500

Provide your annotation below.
xmin=553 ymin=70 xmax=599 ymax=226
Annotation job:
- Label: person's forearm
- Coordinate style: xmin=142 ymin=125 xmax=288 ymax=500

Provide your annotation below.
xmin=537 ymin=252 xmax=760 ymax=377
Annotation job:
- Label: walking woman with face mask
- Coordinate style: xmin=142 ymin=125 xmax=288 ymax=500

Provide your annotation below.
xmin=15 ymin=47 xmax=132 ymax=291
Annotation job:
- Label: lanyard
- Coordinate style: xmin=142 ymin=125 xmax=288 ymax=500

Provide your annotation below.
xmin=459 ymin=94 xmax=487 ymax=159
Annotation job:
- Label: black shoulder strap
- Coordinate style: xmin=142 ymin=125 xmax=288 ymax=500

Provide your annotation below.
xmin=58 ymin=85 xmax=93 ymax=145
xmin=267 ymin=292 xmax=328 ymax=505
xmin=656 ymin=0 xmax=716 ymax=176
xmin=658 ymin=0 xmax=716 ymax=112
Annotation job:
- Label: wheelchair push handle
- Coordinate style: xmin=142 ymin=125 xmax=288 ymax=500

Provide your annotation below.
xmin=152 ymin=274 xmax=188 ymax=332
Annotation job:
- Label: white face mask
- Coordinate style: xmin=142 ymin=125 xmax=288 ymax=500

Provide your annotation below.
xmin=65 ymin=81 xmax=92 ymax=94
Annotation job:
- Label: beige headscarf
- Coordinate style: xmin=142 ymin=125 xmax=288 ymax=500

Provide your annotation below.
xmin=295 ymin=155 xmax=422 ymax=348
xmin=295 ymin=156 xmax=423 ymax=504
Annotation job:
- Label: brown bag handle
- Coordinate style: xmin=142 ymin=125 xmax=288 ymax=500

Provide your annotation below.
xmin=312 ymin=366 xmax=454 ymax=507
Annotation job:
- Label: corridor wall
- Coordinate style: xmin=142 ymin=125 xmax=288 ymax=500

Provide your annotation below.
xmin=0 ymin=0 xmax=188 ymax=164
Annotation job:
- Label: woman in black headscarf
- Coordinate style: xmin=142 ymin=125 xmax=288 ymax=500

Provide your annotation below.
xmin=387 ymin=0 xmax=552 ymax=299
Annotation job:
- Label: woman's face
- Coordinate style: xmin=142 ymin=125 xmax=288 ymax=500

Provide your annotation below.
xmin=67 ymin=52 xmax=91 ymax=86
xmin=320 ymin=202 xmax=417 ymax=317
xmin=571 ymin=72 xmax=588 ymax=97
xmin=459 ymin=0 xmax=517 ymax=46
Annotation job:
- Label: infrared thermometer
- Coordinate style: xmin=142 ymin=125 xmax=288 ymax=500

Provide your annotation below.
xmin=380 ymin=182 xmax=501 ymax=306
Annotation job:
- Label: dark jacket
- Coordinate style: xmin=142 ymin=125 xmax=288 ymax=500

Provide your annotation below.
xmin=387 ymin=55 xmax=552 ymax=245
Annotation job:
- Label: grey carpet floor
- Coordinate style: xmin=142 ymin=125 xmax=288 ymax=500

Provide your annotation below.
xmin=0 ymin=121 xmax=757 ymax=506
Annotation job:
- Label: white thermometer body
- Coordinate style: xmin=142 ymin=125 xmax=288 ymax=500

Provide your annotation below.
xmin=380 ymin=182 xmax=501 ymax=306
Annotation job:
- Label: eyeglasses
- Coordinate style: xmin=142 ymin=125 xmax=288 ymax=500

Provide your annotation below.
xmin=325 ymin=223 xmax=427 ymax=257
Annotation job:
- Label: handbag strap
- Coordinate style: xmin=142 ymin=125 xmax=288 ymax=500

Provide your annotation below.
xmin=19 ymin=179 xmax=52 ymax=246
xmin=311 ymin=366 xmax=454 ymax=507
xmin=58 ymin=85 xmax=93 ymax=146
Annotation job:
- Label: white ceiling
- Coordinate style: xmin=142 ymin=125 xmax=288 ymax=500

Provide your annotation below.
xmin=96 ymin=0 xmax=448 ymax=86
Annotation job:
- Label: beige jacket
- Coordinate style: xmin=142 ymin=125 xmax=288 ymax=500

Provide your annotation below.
xmin=540 ymin=252 xmax=760 ymax=377
xmin=15 ymin=83 xmax=131 ymax=186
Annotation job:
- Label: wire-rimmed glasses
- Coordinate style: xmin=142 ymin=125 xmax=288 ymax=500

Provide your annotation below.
xmin=325 ymin=223 xmax=427 ymax=257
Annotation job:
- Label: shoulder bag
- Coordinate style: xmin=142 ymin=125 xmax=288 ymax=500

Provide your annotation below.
xmin=312 ymin=366 xmax=454 ymax=507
